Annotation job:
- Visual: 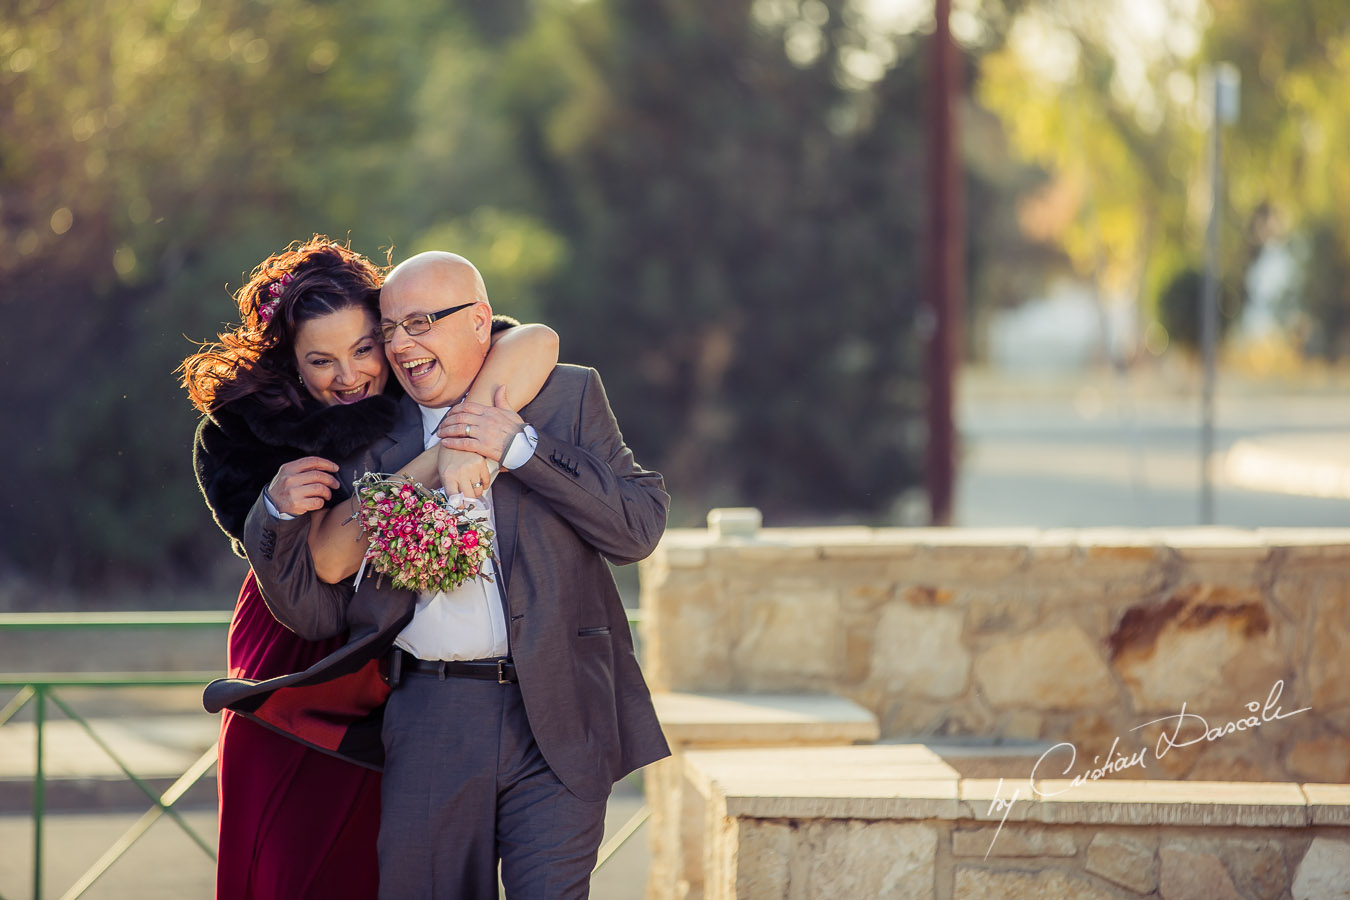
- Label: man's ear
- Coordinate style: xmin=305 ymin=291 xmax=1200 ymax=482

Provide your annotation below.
xmin=471 ymin=301 xmax=493 ymax=339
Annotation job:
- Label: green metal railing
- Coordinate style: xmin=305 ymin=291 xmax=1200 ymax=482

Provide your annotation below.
xmin=0 ymin=608 xmax=649 ymax=898
xmin=0 ymin=611 xmax=230 ymax=900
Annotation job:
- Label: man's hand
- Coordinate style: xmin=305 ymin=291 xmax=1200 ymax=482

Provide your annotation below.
xmin=267 ymin=457 xmax=341 ymax=516
xmin=438 ymin=385 xmax=525 ymax=464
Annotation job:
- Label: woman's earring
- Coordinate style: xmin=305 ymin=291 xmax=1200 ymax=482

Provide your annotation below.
xmin=298 ymin=374 xmax=304 ymax=385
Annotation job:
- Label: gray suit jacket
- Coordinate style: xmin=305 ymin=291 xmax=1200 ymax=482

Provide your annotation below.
xmin=204 ymin=364 xmax=671 ymax=801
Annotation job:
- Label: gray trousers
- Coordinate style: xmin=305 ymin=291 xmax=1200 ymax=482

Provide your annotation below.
xmin=377 ymin=670 xmax=608 ymax=900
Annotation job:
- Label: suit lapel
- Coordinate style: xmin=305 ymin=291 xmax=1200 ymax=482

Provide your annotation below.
xmin=375 ymin=394 xmax=427 ymax=473
xmin=492 ymin=473 xmax=522 ymax=597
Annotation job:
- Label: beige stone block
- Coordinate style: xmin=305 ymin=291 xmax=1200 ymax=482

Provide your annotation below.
xmin=1130 ymin=719 xmax=1202 ymax=779
xmin=972 ymin=624 xmax=1116 ymax=711
xmin=880 ymin=697 xmax=955 ymax=737
xmin=732 ymin=590 xmax=841 ymax=690
xmin=1292 ymin=837 xmax=1350 ymax=900
xmin=645 ymin=543 xmax=711 ymax=569
xmin=953 ymin=867 xmax=1120 ymax=900
xmin=1286 ymin=737 xmax=1350 ymax=784
xmin=645 ymin=580 xmax=737 ymax=691
xmin=1160 ymin=845 xmax=1242 ymax=899
xmin=1156 ymin=527 xmax=1269 ymax=556
xmin=1308 ymin=585 xmax=1350 ymax=710
xmin=910 ymin=527 xmax=1041 ymax=548
xmin=841 ymin=621 xmax=877 ymax=684
xmin=1196 ymin=838 xmax=1288 ymax=900
xmin=784 ymin=820 xmax=936 ymax=900
xmin=1259 ymin=529 xmax=1350 ymax=561
xmin=727 ymin=818 xmax=791 ymax=900
xmin=1052 ymin=712 xmax=1139 ymax=768
xmin=961 ymin=778 xmax=1311 ymax=829
xmin=1111 ymin=589 xmax=1289 ymax=714
xmin=1303 ymin=784 xmax=1350 ymax=826
xmin=1187 ymin=732 xmax=1284 ymax=783
xmin=964 ymin=588 xmax=1042 ymax=636
xmin=684 ymin=745 xmax=964 ymax=822
xmin=842 ymin=581 xmax=898 ymax=612
xmin=1085 ymin=829 xmax=1158 ymax=893
xmin=870 ymin=603 xmax=970 ymax=700
xmin=820 ymin=535 xmax=921 ymax=560
xmin=951 ymin=824 xmax=1076 ymax=858
xmin=913 ymin=700 xmax=1000 ymax=740
xmin=899 ymin=585 xmax=954 ymax=606
xmin=1027 ymin=529 xmax=1079 ymax=562
xmin=1002 ymin=710 xmax=1044 ymax=741
xmin=651 ymin=692 xmax=879 ymax=747
xmin=645 ymin=757 xmax=680 ymax=900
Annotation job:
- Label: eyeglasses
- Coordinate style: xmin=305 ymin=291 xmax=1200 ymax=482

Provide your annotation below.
xmin=378 ymin=302 xmax=475 ymax=343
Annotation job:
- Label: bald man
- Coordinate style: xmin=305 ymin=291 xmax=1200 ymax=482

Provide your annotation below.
xmin=231 ymin=251 xmax=670 ymax=899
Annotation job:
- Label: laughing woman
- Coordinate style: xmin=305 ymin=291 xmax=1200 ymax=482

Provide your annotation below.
xmin=179 ymin=237 xmax=557 ymax=900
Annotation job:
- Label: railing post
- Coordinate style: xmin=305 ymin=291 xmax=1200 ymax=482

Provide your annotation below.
xmin=33 ymin=684 xmax=45 ymax=900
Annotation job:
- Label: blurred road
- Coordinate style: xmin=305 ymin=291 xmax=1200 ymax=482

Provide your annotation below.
xmin=955 ymin=366 xmax=1350 ymax=528
xmin=0 ymin=775 xmax=649 ymax=900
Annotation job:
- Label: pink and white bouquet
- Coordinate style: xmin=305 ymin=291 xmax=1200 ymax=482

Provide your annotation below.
xmin=351 ymin=472 xmax=494 ymax=593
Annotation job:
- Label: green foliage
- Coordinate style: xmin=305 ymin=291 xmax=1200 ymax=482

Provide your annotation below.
xmin=502 ymin=0 xmax=928 ymax=521
xmin=2 ymin=0 xmax=972 ymax=584
xmin=0 ymin=0 xmax=447 ymax=583
xmin=1205 ymin=0 xmax=1350 ymax=357
xmin=1293 ymin=220 xmax=1350 ymax=361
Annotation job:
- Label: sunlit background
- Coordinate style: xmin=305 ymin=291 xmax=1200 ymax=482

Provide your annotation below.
xmin=3 ymin=0 xmax=1348 ymax=601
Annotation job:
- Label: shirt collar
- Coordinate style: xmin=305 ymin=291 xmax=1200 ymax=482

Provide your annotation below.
xmin=418 ymin=404 xmax=450 ymax=442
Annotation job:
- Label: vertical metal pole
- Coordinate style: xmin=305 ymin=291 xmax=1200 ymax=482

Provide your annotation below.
xmin=1200 ymin=75 xmax=1221 ymax=525
xmin=33 ymin=685 xmax=45 ymax=900
xmin=927 ymin=0 xmax=963 ymax=525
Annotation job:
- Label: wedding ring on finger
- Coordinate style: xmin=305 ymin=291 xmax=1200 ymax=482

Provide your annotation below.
xmin=466 ymin=424 xmax=472 ymax=437
xmin=473 ymin=481 xmax=484 ymax=490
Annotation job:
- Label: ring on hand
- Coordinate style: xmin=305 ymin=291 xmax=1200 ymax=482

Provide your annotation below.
xmin=466 ymin=424 xmax=472 ymax=437
xmin=472 ymin=481 xmax=484 ymax=490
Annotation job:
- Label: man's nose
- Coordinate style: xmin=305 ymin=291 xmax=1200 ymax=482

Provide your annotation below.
xmin=386 ymin=326 xmax=414 ymax=354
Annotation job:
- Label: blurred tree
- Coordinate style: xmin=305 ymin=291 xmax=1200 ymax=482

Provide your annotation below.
xmin=0 ymin=0 xmax=441 ymax=585
xmin=498 ymin=0 xmax=931 ymax=522
xmin=973 ymin=0 xmax=1222 ymax=350
xmin=1205 ymin=0 xmax=1350 ymax=358
xmin=1155 ymin=264 xmax=1241 ymax=353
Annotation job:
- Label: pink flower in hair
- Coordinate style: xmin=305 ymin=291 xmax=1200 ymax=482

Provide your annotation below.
xmin=257 ymin=272 xmax=294 ymax=324
xmin=267 ymin=272 xmax=295 ymax=299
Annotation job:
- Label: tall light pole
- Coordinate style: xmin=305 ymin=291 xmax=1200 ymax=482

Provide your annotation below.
xmin=926 ymin=0 xmax=963 ymax=525
xmin=1199 ymin=63 xmax=1240 ymax=524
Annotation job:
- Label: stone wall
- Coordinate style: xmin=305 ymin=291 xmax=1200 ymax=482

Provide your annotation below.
xmin=639 ymin=522 xmax=1350 ymax=783
xmin=686 ymin=744 xmax=1350 ymax=900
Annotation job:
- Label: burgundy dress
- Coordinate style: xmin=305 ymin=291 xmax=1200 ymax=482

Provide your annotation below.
xmin=215 ymin=571 xmax=382 ymax=899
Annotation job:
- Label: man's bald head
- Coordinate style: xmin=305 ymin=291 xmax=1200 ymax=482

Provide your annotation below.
xmin=380 ymin=251 xmax=494 ymax=408
xmin=383 ymin=251 xmax=490 ymax=308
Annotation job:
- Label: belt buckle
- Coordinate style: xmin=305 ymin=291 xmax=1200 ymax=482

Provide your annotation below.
xmin=496 ymin=659 xmax=509 ymax=684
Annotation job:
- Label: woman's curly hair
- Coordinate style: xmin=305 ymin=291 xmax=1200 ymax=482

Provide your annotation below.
xmin=180 ymin=236 xmax=387 ymax=414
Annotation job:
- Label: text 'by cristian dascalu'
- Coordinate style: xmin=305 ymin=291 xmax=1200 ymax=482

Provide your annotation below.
xmin=982 ymin=679 xmax=1311 ymax=859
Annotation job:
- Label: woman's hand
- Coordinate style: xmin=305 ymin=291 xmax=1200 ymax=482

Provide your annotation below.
xmin=438 ymin=385 xmax=525 ymax=464
xmin=266 ymin=457 xmax=341 ymax=516
xmin=436 ymin=446 xmax=492 ymax=500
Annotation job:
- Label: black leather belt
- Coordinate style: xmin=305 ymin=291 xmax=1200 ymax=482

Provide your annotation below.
xmin=392 ymin=649 xmax=518 ymax=684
